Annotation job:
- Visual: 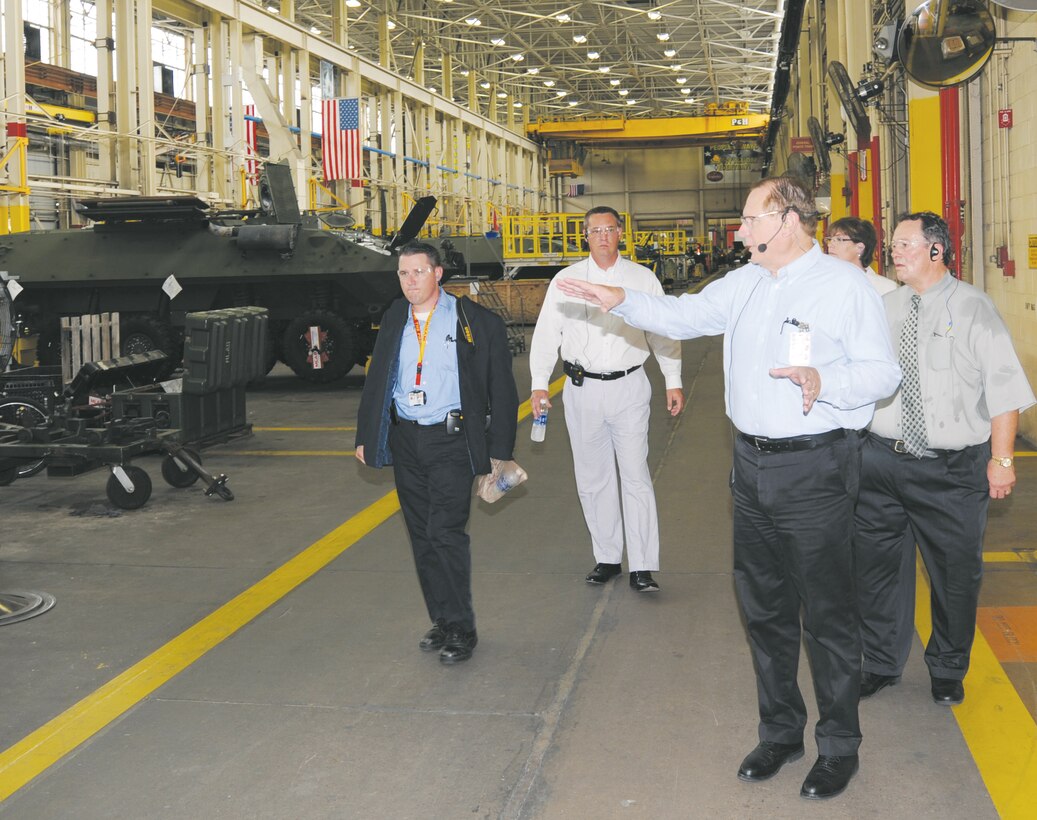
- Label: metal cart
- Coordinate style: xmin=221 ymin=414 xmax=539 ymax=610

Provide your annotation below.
xmin=0 ymin=351 xmax=234 ymax=509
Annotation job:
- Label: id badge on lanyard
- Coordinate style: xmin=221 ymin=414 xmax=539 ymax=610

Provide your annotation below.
xmin=409 ymin=305 xmax=436 ymax=405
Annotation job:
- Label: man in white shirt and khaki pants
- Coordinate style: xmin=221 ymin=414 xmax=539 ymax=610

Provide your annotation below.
xmin=529 ymin=206 xmax=684 ymax=592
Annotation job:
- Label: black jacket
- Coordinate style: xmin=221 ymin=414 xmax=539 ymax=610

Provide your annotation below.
xmin=355 ymin=295 xmax=519 ymax=474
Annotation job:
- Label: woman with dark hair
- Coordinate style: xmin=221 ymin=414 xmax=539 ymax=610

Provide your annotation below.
xmin=825 ymin=217 xmax=896 ymax=295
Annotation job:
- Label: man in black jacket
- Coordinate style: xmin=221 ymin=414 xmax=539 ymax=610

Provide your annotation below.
xmin=355 ymin=241 xmax=519 ymax=664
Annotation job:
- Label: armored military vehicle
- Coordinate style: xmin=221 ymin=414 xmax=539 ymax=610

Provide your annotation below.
xmin=0 ymin=164 xmax=461 ymax=383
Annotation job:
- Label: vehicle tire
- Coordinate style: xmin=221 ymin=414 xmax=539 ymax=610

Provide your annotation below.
xmin=0 ymin=398 xmax=48 ymax=479
xmin=120 ymin=314 xmax=174 ymax=357
xmin=161 ymin=448 xmax=202 ymax=488
xmin=106 ymin=465 xmax=152 ymax=510
xmin=281 ymin=310 xmax=356 ymax=383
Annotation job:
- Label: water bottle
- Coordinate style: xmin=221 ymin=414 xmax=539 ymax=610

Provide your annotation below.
xmin=495 ymin=462 xmax=525 ymax=494
xmin=531 ymin=399 xmax=548 ymax=442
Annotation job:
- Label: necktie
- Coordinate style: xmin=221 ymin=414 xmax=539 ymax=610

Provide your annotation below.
xmin=899 ymin=294 xmax=929 ymax=458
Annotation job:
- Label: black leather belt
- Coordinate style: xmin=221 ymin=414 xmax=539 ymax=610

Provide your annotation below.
xmin=563 ymin=360 xmax=641 ymax=386
xmin=390 ymin=404 xmax=463 ymax=432
xmin=867 ymin=432 xmax=952 ymax=458
xmin=738 ymin=428 xmax=847 ymax=453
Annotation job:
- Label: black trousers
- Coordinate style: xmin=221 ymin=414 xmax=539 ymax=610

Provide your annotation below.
xmin=731 ymin=433 xmax=862 ymax=757
xmin=854 ymin=436 xmax=989 ymax=681
xmin=389 ymin=421 xmax=476 ymax=632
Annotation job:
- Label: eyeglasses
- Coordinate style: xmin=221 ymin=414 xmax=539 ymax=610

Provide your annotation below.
xmin=397 ymin=266 xmax=435 ymax=279
xmin=890 ymin=239 xmax=930 ymax=251
xmin=824 ymin=236 xmax=855 ymax=245
xmin=586 ymin=226 xmax=620 ymax=236
xmin=739 ymin=209 xmax=784 ymax=228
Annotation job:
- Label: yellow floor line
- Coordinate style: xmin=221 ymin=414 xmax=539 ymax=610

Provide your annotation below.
xmin=0 ymin=492 xmax=400 ymax=802
xmin=914 ymin=558 xmax=1037 ymax=819
xmin=0 ymin=377 xmax=567 ymax=802
xmin=984 ymin=551 xmax=1037 ymax=564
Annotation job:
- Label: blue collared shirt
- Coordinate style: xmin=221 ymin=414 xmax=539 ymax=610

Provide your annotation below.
xmin=393 ymin=289 xmax=462 ymax=423
xmin=613 ymin=243 xmax=901 ymax=437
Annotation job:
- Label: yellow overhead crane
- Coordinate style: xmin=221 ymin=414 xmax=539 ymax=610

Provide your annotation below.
xmin=527 ymin=112 xmax=769 ymax=149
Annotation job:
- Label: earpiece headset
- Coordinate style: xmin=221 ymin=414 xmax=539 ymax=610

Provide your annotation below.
xmin=757 ymin=208 xmax=792 ymax=253
xmin=929 ymin=244 xmax=940 ymax=261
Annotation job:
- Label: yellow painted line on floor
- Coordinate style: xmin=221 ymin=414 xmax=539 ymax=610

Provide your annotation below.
xmin=984 ymin=551 xmax=1037 ymax=564
xmin=234 ymin=450 xmax=356 ymax=457
xmin=252 ymin=426 xmax=355 ymax=432
xmin=915 ymin=558 xmax=1037 ymax=818
xmin=0 ymin=384 xmax=570 ymax=801
xmin=0 ymin=492 xmax=401 ymax=802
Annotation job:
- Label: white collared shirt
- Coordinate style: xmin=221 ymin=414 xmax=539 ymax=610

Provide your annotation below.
xmin=529 ymin=255 xmax=683 ymax=391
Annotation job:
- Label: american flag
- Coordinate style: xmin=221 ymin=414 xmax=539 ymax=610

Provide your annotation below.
xmin=244 ymin=105 xmax=258 ymax=182
xmin=567 ymin=182 xmax=586 ymax=197
xmin=322 ymin=98 xmax=362 ymax=182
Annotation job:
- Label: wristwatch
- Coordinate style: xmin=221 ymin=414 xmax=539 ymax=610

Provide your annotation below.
xmin=991 ymin=456 xmax=1014 ymax=468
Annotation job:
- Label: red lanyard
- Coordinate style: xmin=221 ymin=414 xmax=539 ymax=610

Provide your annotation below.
xmin=410 ymin=305 xmax=436 ymax=386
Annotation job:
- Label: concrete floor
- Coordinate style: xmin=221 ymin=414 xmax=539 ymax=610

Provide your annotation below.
xmin=0 ymin=331 xmax=1033 ymax=818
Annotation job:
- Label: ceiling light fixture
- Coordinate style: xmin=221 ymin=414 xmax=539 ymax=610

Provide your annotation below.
xmin=386 ymin=20 xmax=396 ymax=29
xmin=460 ymin=69 xmax=470 ymax=76
xmin=310 ymin=26 xmax=321 ymax=34
xmin=587 ymin=51 xmax=599 ymax=60
xmin=647 ymin=10 xmax=662 ymax=21
xmin=670 ymin=64 xmax=683 ymax=71
xmin=497 ymin=91 xmax=508 ymax=98
xmin=664 ymin=48 xmax=676 ymax=58
xmin=345 ymin=0 xmax=360 ymax=6
xmin=465 ymin=16 xmax=480 ymax=26
xmin=626 ymin=99 xmax=636 ymax=105
xmin=527 ymin=67 xmax=539 ymax=74
xmin=556 ymin=90 xmax=567 ymax=97
xmin=598 ymin=66 xmax=611 ymax=73
xmin=568 ymin=100 xmax=579 ymax=106
xmin=490 ymin=37 xmax=506 ymax=46
xmin=681 ymin=88 xmax=691 ymax=95
xmin=544 ymin=79 xmax=556 ymax=87
xmin=618 ymin=88 xmax=629 ymax=96
xmin=676 ymin=77 xmax=687 ymax=84
xmin=556 ymin=13 xmax=571 ymax=23
xmin=573 ymin=34 xmax=587 ymax=44
xmin=511 ymin=53 xmax=525 ymax=62
xmin=657 ymin=32 xmax=670 ymax=42
xmin=480 ymin=81 xmax=491 ymax=89
xmin=609 ymin=78 xmax=621 ymax=86
xmin=513 ymin=101 xmax=522 ymax=108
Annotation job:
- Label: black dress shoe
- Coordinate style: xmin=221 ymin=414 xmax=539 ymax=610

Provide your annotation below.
xmin=860 ymin=671 xmax=900 ymax=698
xmin=630 ymin=571 xmax=660 ymax=592
xmin=737 ymin=741 xmax=805 ymax=782
xmin=439 ymin=625 xmax=478 ymax=664
xmin=585 ymin=562 xmax=622 ymax=584
xmin=931 ymin=677 xmax=965 ymax=705
xmin=800 ymin=754 xmax=859 ymax=799
xmin=419 ymin=620 xmax=447 ymax=652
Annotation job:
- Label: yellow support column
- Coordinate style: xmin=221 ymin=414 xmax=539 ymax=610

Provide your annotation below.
xmin=908 ymin=86 xmax=943 ymax=213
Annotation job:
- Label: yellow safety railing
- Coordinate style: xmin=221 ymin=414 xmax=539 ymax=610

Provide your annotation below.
xmin=0 ymin=130 xmax=30 ymax=234
xmin=309 ymin=177 xmax=352 ymax=213
xmin=633 ymin=230 xmax=690 ymax=257
xmin=502 ymin=212 xmax=636 ymax=262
